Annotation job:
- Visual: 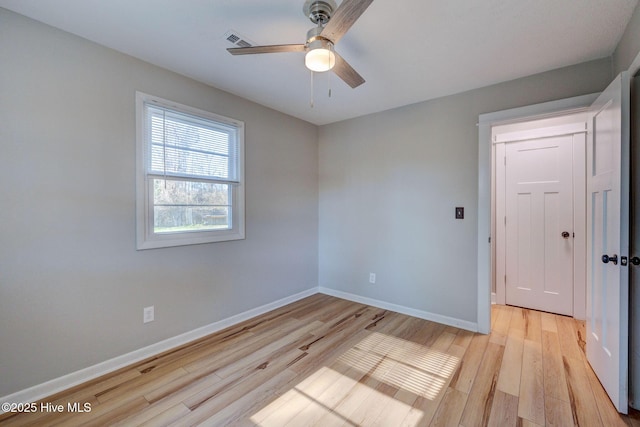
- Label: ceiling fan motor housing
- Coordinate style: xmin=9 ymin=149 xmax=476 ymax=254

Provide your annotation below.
xmin=306 ymin=26 xmax=329 ymax=44
xmin=303 ymin=0 xmax=337 ymax=25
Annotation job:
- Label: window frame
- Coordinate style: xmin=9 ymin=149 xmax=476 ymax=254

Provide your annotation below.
xmin=135 ymin=92 xmax=245 ymax=250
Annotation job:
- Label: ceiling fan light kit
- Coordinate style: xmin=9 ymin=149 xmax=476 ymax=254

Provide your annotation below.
xmin=227 ymin=0 xmax=373 ymax=89
xmin=305 ymin=38 xmax=335 ymax=72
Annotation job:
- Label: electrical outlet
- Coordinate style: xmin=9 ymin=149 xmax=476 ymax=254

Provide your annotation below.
xmin=143 ymin=306 xmax=154 ymax=323
xmin=369 ymin=273 xmax=376 ymax=284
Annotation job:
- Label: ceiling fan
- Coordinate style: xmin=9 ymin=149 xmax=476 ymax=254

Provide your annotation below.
xmin=227 ymin=0 xmax=373 ymax=89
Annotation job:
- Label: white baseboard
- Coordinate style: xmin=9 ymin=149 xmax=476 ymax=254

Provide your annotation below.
xmin=318 ymin=287 xmax=478 ymax=332
xmin=0 ymin=287 xmax=318 ymax=410
xmin=491 ymin=292 xmax=497 ymax=304
xmin=2 ymin=285 xmax=479 ymax=409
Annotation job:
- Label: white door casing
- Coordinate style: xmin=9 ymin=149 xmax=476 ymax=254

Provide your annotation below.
xmin=504 ymin=135 xmax=574 ymax=315
xmin=493 ymin=117 xmax=588 ymax=318
xmin=586 ymin=72 xmax=630 ymax=414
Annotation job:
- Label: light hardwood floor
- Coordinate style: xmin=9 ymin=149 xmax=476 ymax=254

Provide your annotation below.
xmin=1 ymin=294 xmax=639 ymax=426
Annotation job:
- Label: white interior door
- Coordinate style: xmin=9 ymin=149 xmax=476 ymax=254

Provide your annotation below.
xmin=586 ymin=72 xmax=630 ymax=414
xmin=504 ymin=136 xmax=574 ymax=315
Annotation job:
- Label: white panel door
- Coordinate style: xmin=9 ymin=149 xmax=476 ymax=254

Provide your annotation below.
xmin=505 ymin=136 xmax=574 ymax=315
xmin=586 ymin=72 xmax=630 ymax=414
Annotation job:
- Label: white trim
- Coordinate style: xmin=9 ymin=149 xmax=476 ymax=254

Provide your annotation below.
xmin=494 ymin=142 xmax=506 ymax=306
xmin=0 ymin=287 xmax=317 ymax=411
xmin=493 ymin=122 xmax=586 ymax=143
xmin=477 ymin=93 xmax=600 ymax=335
xmin=491 ymin=292 xmax=497 ymax=304
xmin=319 ymin=287 xmax=478 ymax=332
xmin=572 ymin=132 xmax=587 ymax=320
xmin=492 ymin=124 xmax=587 ymax=319
xmin=1 ymin=285 xmax=486 ymax=409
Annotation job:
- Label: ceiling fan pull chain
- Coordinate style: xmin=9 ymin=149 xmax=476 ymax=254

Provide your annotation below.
xmin=328 ymin=44 xmax=332 ymax=98
xmin=310 ymin=69 xmax=315 ymax=108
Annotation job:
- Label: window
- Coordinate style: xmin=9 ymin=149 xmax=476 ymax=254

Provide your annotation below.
xmin=136 ymin=92 xmax=244 ymax=249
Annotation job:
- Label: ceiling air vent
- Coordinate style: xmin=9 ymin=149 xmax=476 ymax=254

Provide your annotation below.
xmin=223 ymin=30 xmax=255 ymax=48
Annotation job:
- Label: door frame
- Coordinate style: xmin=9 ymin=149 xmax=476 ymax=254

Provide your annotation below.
xmin=493 ymin=119 xmax=587 ymax=318
xmin=476 ymin=93 xmax=599 ymax=333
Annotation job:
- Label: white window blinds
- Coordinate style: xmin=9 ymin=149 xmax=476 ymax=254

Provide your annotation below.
xmin=145 ymin=103 xmax=239 ymax=184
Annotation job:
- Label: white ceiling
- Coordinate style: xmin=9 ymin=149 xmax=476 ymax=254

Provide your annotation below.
xmin=1 ymin=0 xmax=637 ymax=125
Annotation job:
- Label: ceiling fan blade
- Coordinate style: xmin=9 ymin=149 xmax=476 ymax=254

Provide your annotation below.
xmin=227 ymin=44 xmax=306 ymax=55
xmin=333 ymin=52 xmax=365 ymax=88
xmin=321 ymin=0 xmax=373 ymax=43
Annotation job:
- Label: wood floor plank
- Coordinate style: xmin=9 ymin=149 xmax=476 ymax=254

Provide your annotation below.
xmin=453 ymin=329 xmax=474 ymax=350
xmin=523 ymin=309 xmax=542 ymax=344
xmin=183 ymin=317 xmax=306 ymax=374
xmin=138 ymin=403 xmax=190 ymax=426
xmin=96 ymin=366 xmax=190 ymax=404
xmin=563 ymin=355 xmax=603 ymax=427
xmin=429 ymin=387 xmax=467 ymax=427
xmin=556 ymin=315 xmax=585 ymax=360
xmin=487 ymin=390 xmax=519 ymax=427
xmin=289 ymin=311 xmax=404 ymax=378
xmin=541 ymin=329 xmax=570 ymax=403
xmin=520 ymin=418 xmax=544 ymax=426
xmin=517 ymin=339 xmax=545 ymax=425
xmin=212 ymin=321 xmax=322 ymax=379
xmin=450 ymin=333 xmax=490 ymax=394
xmin=245 ymin=363 xmax=338 ymax=426
xmin=1 ymin=296 xmax=635 ymax=427
xmin=112 ymin=372 xmax=222 ymax=426
xmin=283 ymin=365 xmax=364 ymax=426
xmin=490 ymin=304 xmax=512 ymax=346
xmin=55 ymin=396 xmax=149 ymax=427
xmin=509 ymin=306 xmax=527 ymax=337
xmin=181 ymin=369 xmax=298 ymax=427
xmin=459 ymin=342 xmax=505 ymax=427
xmin=342 ymin=383 xmax=395 ymax=426
xmin=182 ymin=347 xmax=303 ymax=414
xmin=431 ymin=331 xmax=457 ymax=353
xmin=309 ymin=365 xmax=392 ymax=427
xmin=274 ymin=333 xmax=401 ymax=427
xmin=544 ymin=395 xmax=574 ymax=427
xmin=496 ymin=332 xmax=524 ymax=396
xmin=540 ymin=311 xmax=558 ymax=332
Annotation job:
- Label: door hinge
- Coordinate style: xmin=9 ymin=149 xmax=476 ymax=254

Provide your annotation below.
xmin=504 ymin=274 xmax=507 ymax=284
xmin=504 ymin=156 xmax=506 ymax=166
xmin=504 ymin=216 xmax=507 ymax=225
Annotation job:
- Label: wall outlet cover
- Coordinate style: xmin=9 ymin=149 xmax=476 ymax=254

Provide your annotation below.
xmin=143 ymin=306 xmax=155 ymax=323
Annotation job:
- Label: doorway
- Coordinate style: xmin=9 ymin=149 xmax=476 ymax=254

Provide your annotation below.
xmin=477 ymin=81 xmax=633 ymax=413
xmin=492 ymin=115 xmax=588 ymax=317
xmin=476 ymin=93 xmax=599 ymax=334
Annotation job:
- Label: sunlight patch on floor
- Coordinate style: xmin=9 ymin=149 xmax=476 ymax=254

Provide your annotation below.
xmin=340 ymin=332 xmax=460 ymax=399
xmin=251 ymin=380 xmax=415 ymax=427
xmin=250 ymin=331 xmax=460 ymax=426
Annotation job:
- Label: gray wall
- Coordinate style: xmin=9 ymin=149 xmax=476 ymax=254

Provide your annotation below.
xmin=318 ymin=59 xmax=613 ymax=323
xmin=614 ymin=1 xmax=640 ymax=75
xmin=0 ymin=9 xmax=318 ymax=397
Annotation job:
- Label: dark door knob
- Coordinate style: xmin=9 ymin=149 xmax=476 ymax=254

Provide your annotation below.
xmin=631 ymin=257 xmax=640 ymax=266
xmin=602 ymin=254 xmax=618 ymax=265
xmin=561 ymin=231 xmax=570 ymax=239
